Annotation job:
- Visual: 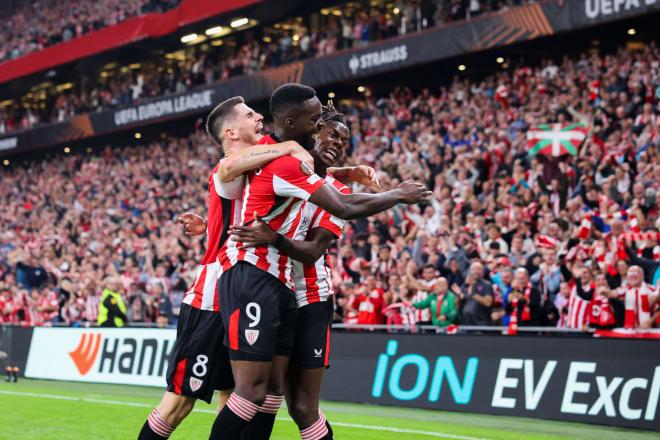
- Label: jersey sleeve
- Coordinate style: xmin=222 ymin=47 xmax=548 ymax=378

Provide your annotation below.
xmin=270 ymin=156 xmax=324 ymax=201
xmin=311 ymin=179 xmax=351 ymax=237
xmin=213 ymin=159 xmax=245 ymax=200
xmin=313 ymin=207 xmax=345 ymax=238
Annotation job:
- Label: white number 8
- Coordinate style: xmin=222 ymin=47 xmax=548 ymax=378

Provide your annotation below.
xmin=246 ymin=302 xmax=261 ymax=328
xmin=192 ymin=354 xmax=208 ymax=377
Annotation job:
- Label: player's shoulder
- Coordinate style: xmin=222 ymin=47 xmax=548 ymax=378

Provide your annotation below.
xmin=258 ymin=134 xmax=278 ymax=145
xmin=211 ymin=160 xmax=245 ymax=199
xmin=265 ymin=155 xmax=313 ymax=176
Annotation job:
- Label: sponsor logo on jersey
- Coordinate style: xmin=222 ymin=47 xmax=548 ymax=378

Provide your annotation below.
xmin=314 ymin=349 xmax=323 ymax=358
xmin=245 ymin=329 xmax=260 ymax=346
xmin=190 ymin=377 xmax=203 ymax=392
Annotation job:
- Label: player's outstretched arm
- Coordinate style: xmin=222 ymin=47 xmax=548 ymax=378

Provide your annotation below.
xmin=229 ymin=215 xmax=335 ymax=266
xmin=218 ymin=141 xmax=313 ymax=182
xmin=308 ymin=179 xmax=431 ymax=220
xmin=326 ymin=165 xmax=380 ymax=187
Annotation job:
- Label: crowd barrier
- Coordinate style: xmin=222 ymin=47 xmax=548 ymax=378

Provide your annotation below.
xmin=0 ymin=325 xmax=657 ymax=430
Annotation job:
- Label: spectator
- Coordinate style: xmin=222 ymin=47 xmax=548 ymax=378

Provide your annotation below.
xmin=350 ymin=275 xmax=386 ymax=325
xmin=617 ymin=266 xmax=658 ymax=329
xmin=405 ymin=262 xmax=439 ymax=325
xmin=506 ymin=268 xmax=543 ymax=327
xmin=412 ymin=277 xmax=458 ymax=327
xmin=153 ymin=282 xmax=173 ymax=328
xmin=97 ymin=277 xmax=127 ymax=328
xmin=459 ymin=262 xmax=494 ymax=326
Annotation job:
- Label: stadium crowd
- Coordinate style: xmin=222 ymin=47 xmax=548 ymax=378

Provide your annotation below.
xmin=1 ymin=42 xmax=659 ymax=333
xmin=0 ymin=0 xmax=540 ymax=135
xmin=0 ymin=0 xmax=180 ymax=62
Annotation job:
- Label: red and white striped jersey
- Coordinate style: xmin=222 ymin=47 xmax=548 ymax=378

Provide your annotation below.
xmin=618 ymin=282 xmax=656 ymax=329
xmin=292 ymin=174 xmax=350 ymax=307
xmin=563 ymin=284 xmax=593 ymax=329
xmin=182 ymin=160 xmax=244 ymax=311
xmin=220 ymin=135 xmax=325 ymax=290
xmin=84 ymin=295 xmax=99 ymax=323
xmin=412 ymin=279 xmax=435 ymax=323
xmin=383 ymin=301 xmax=417 ymax=329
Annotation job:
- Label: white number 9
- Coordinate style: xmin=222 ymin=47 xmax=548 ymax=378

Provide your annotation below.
xmin=246 ymin=302 xmax=261 ymax=328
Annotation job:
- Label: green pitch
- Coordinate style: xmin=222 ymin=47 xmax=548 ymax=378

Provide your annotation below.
xmin=1 ymin=379 xmax=657 ymax=440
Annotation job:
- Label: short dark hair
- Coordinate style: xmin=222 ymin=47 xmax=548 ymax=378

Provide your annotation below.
xmin=206 ymin=96 xmax=245 ymax=147
xmin=269 ymin=83 xmax=316 ymax=119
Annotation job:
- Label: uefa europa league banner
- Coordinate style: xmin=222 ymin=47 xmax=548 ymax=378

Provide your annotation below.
xmin=322 ymin=333 xmax=659 ymax=431
xmin=1 ymin=0 xmax=659 ymax=156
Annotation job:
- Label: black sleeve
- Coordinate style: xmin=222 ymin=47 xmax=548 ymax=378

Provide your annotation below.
xmin=559 ymin=263 xmax=572 ymax=282
xmin=103 ymin=296 xmax=127 ymax=322
xmin=574 ymin=279 xmax=593 ymax=301
xmin=625 ymin=247 xmax=660 ymax=283
xmin=505 ymin=296 xmax=514 ymax=314
xmin=342 ymin=259 xmax=361 ymax=284
xmin=530 ymin=288 xmax=542 ymax=310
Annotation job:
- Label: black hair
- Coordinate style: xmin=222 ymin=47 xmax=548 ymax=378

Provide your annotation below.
xmin=321 ymin=99 xmax=347 ymax=127
xmin=206 ymin=96 xmax=245 ymax=147
xmin=269 ymin=83 xmax=316 ymax=119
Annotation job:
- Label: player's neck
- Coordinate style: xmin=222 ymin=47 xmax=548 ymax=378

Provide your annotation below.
xmin=316 ymin=163 xmax=328 ymax=178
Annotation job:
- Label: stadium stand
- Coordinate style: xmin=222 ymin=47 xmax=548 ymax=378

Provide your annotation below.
xmin=1 ymin=40 xmax=658 ymax=331
xmin=0 ymin=0 xmax=180 ymax=62
xmin=0 ymin=0 xmax=539 ymax=134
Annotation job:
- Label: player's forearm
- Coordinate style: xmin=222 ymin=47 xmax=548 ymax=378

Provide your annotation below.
xmin=217 ymin=142 xmax=295 ymax=182
xmin=341 ymin=190 xmax=406 ymax=220
xmin=274 ymin=235 xmax=325 ymax=266
xmin=316 ymin=190 xmax=402 ymax=220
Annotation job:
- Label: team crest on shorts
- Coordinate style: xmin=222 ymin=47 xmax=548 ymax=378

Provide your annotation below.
xmin=189 ymin=377 xmax=203 ymax=392
xmin=245 ymin=329 xmax=260 ymax=345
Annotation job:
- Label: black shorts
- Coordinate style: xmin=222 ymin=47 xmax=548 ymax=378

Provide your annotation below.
xmin=291 ymin=297 xmax=334 ymax=369
xmin=165 ymin=303 xmax=234 ymax=404
xmin=219 ymin=262 xmax=297 ymax=361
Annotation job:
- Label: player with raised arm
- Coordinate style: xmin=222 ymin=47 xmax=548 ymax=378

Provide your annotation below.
xmin=228 ymin=102 xmax=377 ymax=440
xmin=209 ymin=83 xmax=431 ymax=440
xmin=138 ymin=96 xmax=313 ymax=440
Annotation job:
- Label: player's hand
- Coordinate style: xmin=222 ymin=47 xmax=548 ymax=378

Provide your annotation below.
xmin=347 ymin=165 xmax=380 ymax=188
xmin=178 ymin=213 xmax=206 ymax=236
xmin=229 ymin=211 xmax=278 ymax=249
xmin=395 ymin=180 xmax=433 ymax=204
xmin=288 ymin=142 xmax=315 ymax=172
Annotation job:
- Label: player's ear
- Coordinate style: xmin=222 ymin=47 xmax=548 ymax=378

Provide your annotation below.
xmin=285 ymin=117 xmax=295 ymax=129
xmin=224 ymin=127 xmax=237 ymax=141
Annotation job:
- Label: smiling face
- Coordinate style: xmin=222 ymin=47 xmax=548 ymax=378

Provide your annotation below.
xmin=226 ymin=103 xmax=264 ymax=146
xmin=311 ymin=120 xmax=349 ymax=174
xmin=286 ymin=97 xmax=324 ymax=149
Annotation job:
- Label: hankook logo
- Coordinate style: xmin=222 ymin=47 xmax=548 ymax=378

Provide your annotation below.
xmin=69 ymin=332 xmax=102 ymax=375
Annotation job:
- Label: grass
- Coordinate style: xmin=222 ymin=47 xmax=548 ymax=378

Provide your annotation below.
xmin=1 ymin=379 xmax=658 ymax=439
